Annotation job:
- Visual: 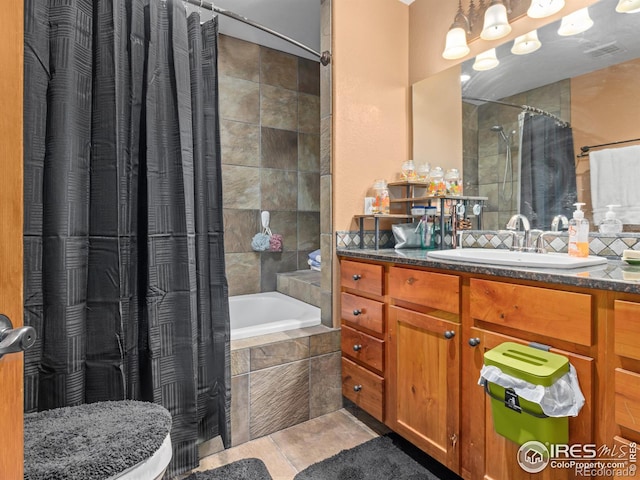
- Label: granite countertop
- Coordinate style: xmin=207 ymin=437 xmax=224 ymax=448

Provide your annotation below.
xmin=337 ymin=248 xmax=640 ymax=294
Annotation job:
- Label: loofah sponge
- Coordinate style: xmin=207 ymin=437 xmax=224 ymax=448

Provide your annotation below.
xmin=623 ymin=249 xmax=640 ymax=259
xmin=269 ymin=234 xmax=283 ymax=252
xmin=251 ymin=233 xmax=271 ymax=251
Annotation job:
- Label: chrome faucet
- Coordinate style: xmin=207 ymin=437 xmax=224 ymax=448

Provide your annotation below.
xmin=506 ymin=214 xmax=531 ymax=250
xmin=551 ymin=214 xmax=569 ymax=232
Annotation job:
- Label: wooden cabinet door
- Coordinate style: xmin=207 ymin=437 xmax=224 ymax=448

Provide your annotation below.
xmin=387 ymin=305 xmax=460 ymax=472
xmin=465 ymin=329 xmax=594 ymax=480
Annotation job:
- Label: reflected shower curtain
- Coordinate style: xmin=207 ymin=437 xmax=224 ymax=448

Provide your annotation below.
xmin=23 ymin=0 xmax=230 ymax=475
xmin=519 ymin=112 xmax=577 ymax=230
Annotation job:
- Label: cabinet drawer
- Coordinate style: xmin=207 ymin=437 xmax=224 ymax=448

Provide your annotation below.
xmin=341 ymin=292 xmax=384 ymax=334
xmin=470 ymin=278 xmax=592 ymax=346
xmin=615 ymin=300 xmax=640 ymax=361
xmin=615 ymin=368 xmax=640 ymax=434
xmin=340 ymin=260 xmax=383 ymax=296
xmin=342 ymin=357 xmax=384 ymax=422
xmin=341 ymin=324 xmax=384 ymax=374
xmin=389 ymin=267 xmax=460 ymax=314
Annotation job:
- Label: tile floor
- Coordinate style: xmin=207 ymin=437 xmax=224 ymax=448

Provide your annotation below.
xmin=184 ymin=408 xmax=383 ymax=479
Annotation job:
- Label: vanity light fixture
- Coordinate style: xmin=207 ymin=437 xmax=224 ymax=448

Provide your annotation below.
xmin=557 ymin=7 xmax=594 ymax=36
xmin=527 ymin=0 xmax=565 ymax=19
xmin=616 ymin=0 xmax=640 ymax=13
xmin=473 ymin=48 xmax=500 ymax=71
xmin=442 ymin=0 xmax=472 ymax=60
xmin=511 ymin=30 xmax=541 ymax=55
xmin=481 ymin=0 xmax=512 ymax=40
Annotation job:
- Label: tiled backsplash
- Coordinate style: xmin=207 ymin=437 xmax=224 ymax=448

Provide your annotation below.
xmin=337 ymin=229 xmax=640 ymax=257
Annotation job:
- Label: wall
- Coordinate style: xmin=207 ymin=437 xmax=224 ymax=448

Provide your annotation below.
xmin=412 ymin=65 xmax=463 ymax=171
xmin=218 ymin=34 xmax=321 ymax=296
xmin=571 ymin=58 xmax=640 ymax=223
xmin=332 ymin=0 xmax=410 ymax=231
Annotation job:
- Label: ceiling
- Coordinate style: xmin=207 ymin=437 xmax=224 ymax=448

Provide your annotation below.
xmin=183 ymin=0 xmax=639 ymax=95
xmin=184 ymin=0 xmax=321 ymax=61
xmin=461 ymin=0 xmax=640 ymax=100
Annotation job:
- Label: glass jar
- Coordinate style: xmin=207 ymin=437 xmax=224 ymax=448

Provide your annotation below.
xmin=445 ymin=168 xmax=462 ymax=196
xmin=428 ymin=167 xmax=445 ymax=196
xmin=400 ymin=160 xmax=416 ymax=181
xmin=416 ymin=162 xmax=431 ymax=182
xmin=371 ymin=179 xmax=390 ymax=214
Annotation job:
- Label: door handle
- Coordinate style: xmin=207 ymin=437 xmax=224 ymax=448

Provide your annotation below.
xmin=0 ymin=314 xmax=36 ymax=359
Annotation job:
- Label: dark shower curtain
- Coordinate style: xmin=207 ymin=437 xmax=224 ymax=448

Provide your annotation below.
xmin=519 ymin=113 xmax=577 ymax=230
xmin=23 ymin=0 xmax=230 ymax=475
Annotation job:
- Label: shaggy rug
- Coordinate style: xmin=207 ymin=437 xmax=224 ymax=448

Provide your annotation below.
xmin=182 ymin=458 xmax=273 ymax=480
xmin=293 ymin=433 xmax=462 ymax=480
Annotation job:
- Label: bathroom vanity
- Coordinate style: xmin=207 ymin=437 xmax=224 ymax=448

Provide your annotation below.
xmin=338 ymin=248 xmax=640 ymax=480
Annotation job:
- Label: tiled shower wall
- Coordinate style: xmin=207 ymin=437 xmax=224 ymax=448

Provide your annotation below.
xmin=463 ymin=79 xmax=571 ymax=231
xmin=218 ymin=34 xmax=321 ymax=296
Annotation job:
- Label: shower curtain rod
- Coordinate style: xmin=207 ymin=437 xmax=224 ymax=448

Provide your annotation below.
xmin=462 ymin=96 xmax=570 ymax=128
xmin=577 ymin=137 xmax=640 ymax=157
xmin=182 ymin=0 xmax=331 ymax=65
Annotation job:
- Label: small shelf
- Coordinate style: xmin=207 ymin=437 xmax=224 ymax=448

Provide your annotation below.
xmin=355 ymin=182 xmax=489 ymax=250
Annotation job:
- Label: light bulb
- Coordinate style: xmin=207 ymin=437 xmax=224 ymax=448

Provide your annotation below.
xmin=511 ymin=30 xmax=542 ymax=55
xmin=557 ymin=7 xmax=594 ymax=36
xmin=481 ymin=2 xmax=512 ymax=41
xmin=527 ymin=0 xmax=565 ymax=19
xmin=473 ymin=49 xmax=499 ymax=71
xmin=616 ymin=0 xmax=640 ymax=13
xmin=442 ymin=27 xmax=470 ymax=60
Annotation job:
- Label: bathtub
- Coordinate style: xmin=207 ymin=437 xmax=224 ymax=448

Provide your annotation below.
xmin=229 ymin=292 xmax=321 ymax=340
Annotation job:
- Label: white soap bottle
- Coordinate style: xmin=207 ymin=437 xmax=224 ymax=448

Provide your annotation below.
xmin=598 ymin=205 xmax=623 ymax=234
xmin=568 ymin=203 xmax=590 ymax=258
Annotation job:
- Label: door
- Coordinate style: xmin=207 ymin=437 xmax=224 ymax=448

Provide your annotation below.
xmin=387 ymin=305 xmax=461 ymax=472
xmin=0 ymin=0 xmax=25 ymax=477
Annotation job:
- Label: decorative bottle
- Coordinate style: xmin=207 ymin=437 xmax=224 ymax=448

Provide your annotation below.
xmin=568 ymin=203 xmax=590 ymax=258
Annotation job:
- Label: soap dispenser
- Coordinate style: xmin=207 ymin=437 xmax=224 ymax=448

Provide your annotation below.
xmin=598 ymin=205 xmax=623 ymax=234
xmin=568 ymin=203 xmax=590 ymax=258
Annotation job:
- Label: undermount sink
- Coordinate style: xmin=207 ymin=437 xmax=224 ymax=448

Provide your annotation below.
xmin=427 ymin=248 xmax=608 ymax=269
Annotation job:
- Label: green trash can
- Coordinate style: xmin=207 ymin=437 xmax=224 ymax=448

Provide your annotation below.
xmin=483 ymin=342 xmax=570 ymax=446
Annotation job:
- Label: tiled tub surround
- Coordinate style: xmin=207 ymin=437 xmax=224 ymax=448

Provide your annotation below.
xmin=219 ymin=34 xmax=321 ymax=297
xmin=276 ymin=270 xmax=321 ymax=308
xmin=337 ymin=229 xmax=640 ymax=258
xmin=230 ymin=326 xmax=342 ymax=447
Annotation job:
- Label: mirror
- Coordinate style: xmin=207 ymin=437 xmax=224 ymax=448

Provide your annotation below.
xmin=414 ymin=0 xmax=640 ymax=232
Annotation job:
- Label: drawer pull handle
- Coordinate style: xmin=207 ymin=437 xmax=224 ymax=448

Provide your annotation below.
xmin=444 ymin=330 xmax=456 ymax=339
xmin=353 ymin=344 xmax=362 ymax=352
xmin=468 ymin=337 xmax=481 ymax=347
xmin=353 ymin=385 xmax=362 ymax=392
xmin=352 ymin=274 xmax=362 ymax=281
xmin=406 ymin=277 xmax=416 ymax=285
xmin=352 ymin=309 xmax=362 ymax=316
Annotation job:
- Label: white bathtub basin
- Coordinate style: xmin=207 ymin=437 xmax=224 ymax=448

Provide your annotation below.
xmin=427 ymin=249 xmax=608 ymax=269
xmin=229 ymin=292 xmax=320 ymax=340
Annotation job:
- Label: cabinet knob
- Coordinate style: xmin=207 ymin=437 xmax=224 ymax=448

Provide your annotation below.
xmin=468 ymin=337 xmax=481 ymax=347
xmin=353 ymin=344 xmax=362 ymax=352
xmin=444 ymin=330 xmax=456 ymax=339
xmin=352 ymin=309 xmax=362 ymax=316
xmin=353 ymin=385 xmax=362 ymax=392
xmin=352 ymin=274 xmax=362 ymax=281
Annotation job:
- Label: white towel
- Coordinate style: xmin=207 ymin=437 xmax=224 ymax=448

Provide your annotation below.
xmin=590 ymin=145 xmax=640 ymax=225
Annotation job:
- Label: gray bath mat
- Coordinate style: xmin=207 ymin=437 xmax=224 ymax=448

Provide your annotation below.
xmin=294 ymin=434 xmax=461 ymax=480
xmin=183 ymin=458 xmax=272 ymax=480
